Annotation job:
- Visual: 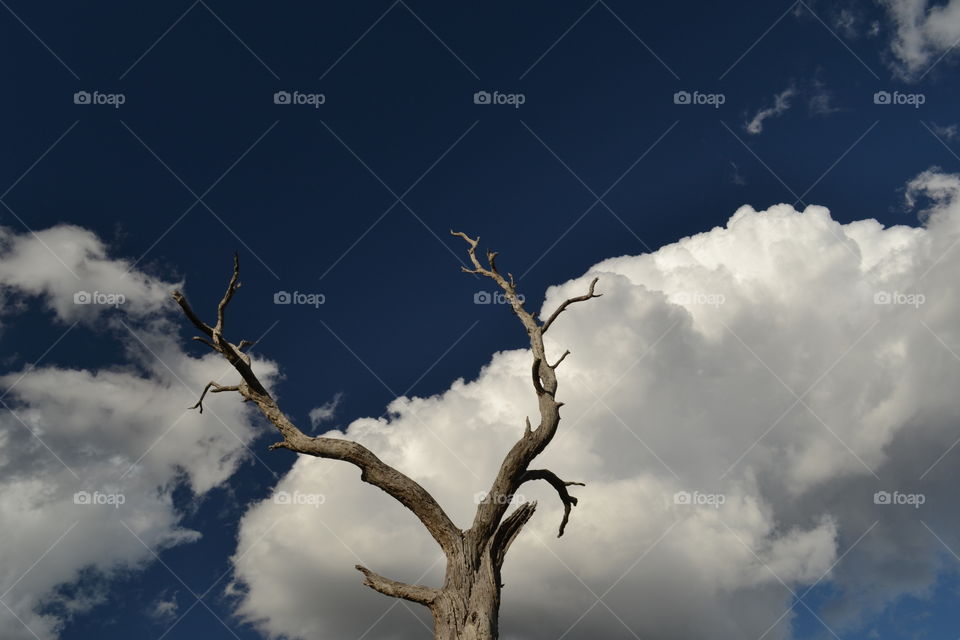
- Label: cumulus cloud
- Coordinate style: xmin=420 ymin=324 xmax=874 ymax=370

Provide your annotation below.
xmin=745 ymin=86 xmax=796 ymax=135
xmin=0 ymin=225 xmax=275 ymax=639
xmin=229 ymin=170 xmax=960 ymax=640
xmin=881 ymin=0 xmax=960 ymax=79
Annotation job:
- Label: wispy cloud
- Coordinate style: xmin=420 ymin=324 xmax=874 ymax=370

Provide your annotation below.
xmin=309 ymin=391 xmax=344 ymax=429
xmin=745 ymin=86 xmax=796 ymax=135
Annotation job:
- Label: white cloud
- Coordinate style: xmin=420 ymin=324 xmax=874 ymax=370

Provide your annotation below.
xmin=0 ymin=226 xmax=276 ymax=639
xmin=0 ymin=225 xmax=176 ymax=324
xmin=745 ymin=87 xmax=796 ymax=135
xmin=308 ymin=392 xmax=343 ymax=430
xmin=881 ymin=0 xmax=960 ymax=79
xmin=229 ymin=170 xmax=960 ymax=639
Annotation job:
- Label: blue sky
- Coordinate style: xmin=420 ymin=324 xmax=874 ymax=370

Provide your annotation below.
xmin=3 ymin=1 xmax=960 ymax=639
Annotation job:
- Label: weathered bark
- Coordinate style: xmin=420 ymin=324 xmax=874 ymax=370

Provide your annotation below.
xmin=172 ymin=238 xmax=600 ymax=639
xmin=432 ymin=541 xmax=501 ymax=640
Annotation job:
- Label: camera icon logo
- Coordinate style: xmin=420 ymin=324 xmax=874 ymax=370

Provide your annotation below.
xmin=274 ymin=91 xmax=292 ymax=105
xmin=873 ymin=91 xmax=891 ymax=105
xmin=473 ymin=91 xmax=491 ymax=105
xmin=73 ymin=491 xmax=91 ymax=504
xmin=873 ymin=291 xmax=891 ymax=305
xmin=673 ymin=91 xmax=691 ymax=105
xmin=474 ymin=291 xmax=492 ymax=304
xmin=274 ymin=291 xmax=292 ymax=304
xmin=74 ymin=291 xmax=91 ymax=304
xmin=274 ymin=491 xmax=292 ymax=504
xmin=673 ymin=491 xmax=692 ymax=505
xmin=873 ymin=491 xmax=891 ymax=505
xmin=73 ymin=91 xmax=91 ymax=105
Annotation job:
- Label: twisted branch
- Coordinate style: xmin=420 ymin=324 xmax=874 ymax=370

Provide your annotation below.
xmin=172 ymin=255 xmax=460 ymax=557
xmin=519 ymin=469 xmax=585 ymax=537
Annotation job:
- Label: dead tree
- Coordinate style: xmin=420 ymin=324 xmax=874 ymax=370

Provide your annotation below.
xmin=171 ymin=232 xmax=600 ymax=640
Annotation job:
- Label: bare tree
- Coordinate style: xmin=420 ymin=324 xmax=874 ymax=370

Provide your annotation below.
xmin=172 ymin=232 xmax=601 ymax=640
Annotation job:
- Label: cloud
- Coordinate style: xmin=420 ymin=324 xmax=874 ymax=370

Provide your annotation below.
xmin=929 ymin=122 xmax=959 ymax=141
xmin=0 ymin=225 xmax=276 ymax=639
xmin=147 ymin=591 xmax=179 ymax=622
xmin=881 ymin=0 xmax=960 ymax=79
xmin=0 ymin=225 xmax=176 ymax=324
xmin=227 ymin=169 xmax=960 ymax=639
xmin=808 ymin=73 xmax=841 ymax=116
xmin=745 ymin=86 xmax=797 ymax=135
xmin=729 ymin=161 xmax=747 ymax=186
xmin=308 ymin=392 xmax=344 ymax=430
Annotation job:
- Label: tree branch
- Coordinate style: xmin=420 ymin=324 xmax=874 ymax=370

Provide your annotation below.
xmin=541 ymin=277 xmax=601 ymax=334
xmin=519 ymin=469 xmax=584 ymax=537
xmin=172 ymin=256 xmax=461 ymax=556
xmin=355 ymin=565 xmax=439 ymax=605
xmin=451 ymin=232 xmax=600 ymax=558
xmin=172 ymin=292 xmax=213 ymax=338
xmin=190 ymin=381 xmax=240 ymax=413
xmin=449 ymin=230 xmax=539 ymax=335
xmin=548 ymin=350 xmax=571 ymax=370
xmin=191 ymin=336 xmax=218 ymax=351
xmin=491 ymin=502 xmax=537 ymax=568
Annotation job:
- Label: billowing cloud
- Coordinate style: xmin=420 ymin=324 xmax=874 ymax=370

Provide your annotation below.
xmin=881 ymin=0 xmax=960 ymax=79
xmin=230 ymin=170 xmax=960 ymax=639
xmin=0 ymin=226 xmax=276 ymax=639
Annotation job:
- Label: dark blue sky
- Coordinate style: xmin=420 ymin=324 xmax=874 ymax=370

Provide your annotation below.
xmin=3 ymin=1 xmax=959 ymax=638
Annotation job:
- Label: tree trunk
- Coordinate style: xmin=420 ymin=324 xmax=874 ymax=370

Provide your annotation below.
xmin=431 ymin=550 xmax=501 ymax=640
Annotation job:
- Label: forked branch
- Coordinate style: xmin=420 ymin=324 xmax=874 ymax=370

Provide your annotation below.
xmin=190 ymin=381 xmax=240 ymax=413
xmin=450 ymin=231 xmax=600 ymax=557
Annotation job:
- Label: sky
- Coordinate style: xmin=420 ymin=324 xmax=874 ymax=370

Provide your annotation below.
xmin=2 ymin=1 xmax=960 ymax=639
